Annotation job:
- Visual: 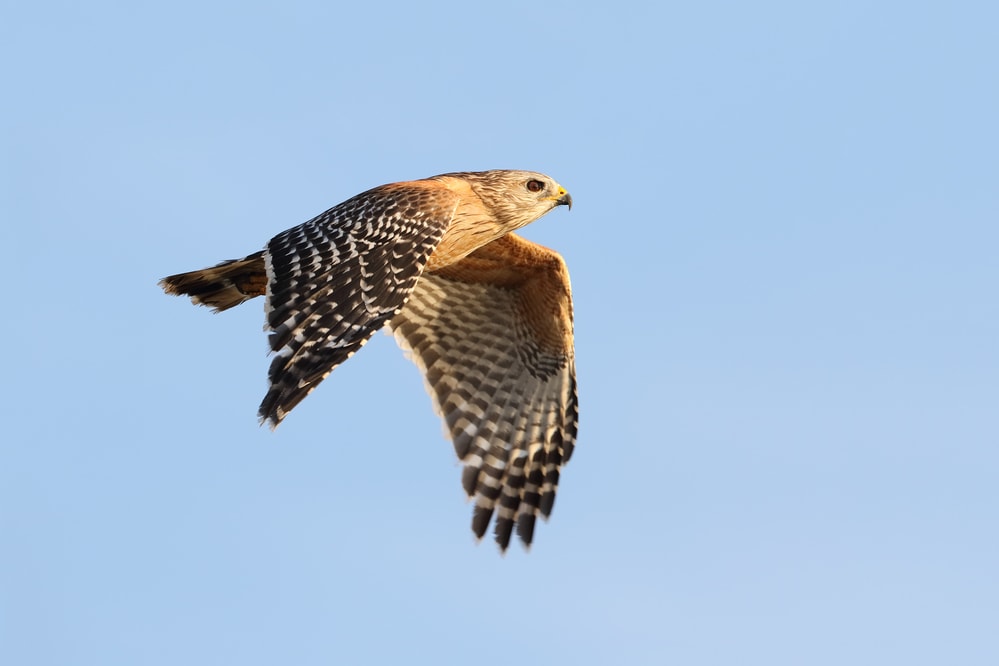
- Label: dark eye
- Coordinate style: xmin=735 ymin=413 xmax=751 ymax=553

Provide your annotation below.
xmin=526 ymin=179 xmax=545 ymax=193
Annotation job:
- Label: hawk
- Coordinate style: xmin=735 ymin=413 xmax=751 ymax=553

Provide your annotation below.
xmin=160 ymin=170 xmax=577 ymax=551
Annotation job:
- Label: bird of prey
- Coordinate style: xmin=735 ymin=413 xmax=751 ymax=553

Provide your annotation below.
xmin=160 ymin=170 xmax=577 ymax=550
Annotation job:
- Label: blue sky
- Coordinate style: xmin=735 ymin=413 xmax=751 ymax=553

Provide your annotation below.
xmin=3 ymin=1 xmax=997 ymax=664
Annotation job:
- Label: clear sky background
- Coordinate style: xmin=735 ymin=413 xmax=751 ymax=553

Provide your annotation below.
xmin=3 ymin=1 xmax=997 ymax=664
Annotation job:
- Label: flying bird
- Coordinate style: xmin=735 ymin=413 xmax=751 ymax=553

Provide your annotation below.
xmin=160 ymin=170 xmax=577 ymax=550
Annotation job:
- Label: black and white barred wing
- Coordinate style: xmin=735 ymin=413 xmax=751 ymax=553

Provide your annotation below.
xmin=260 ymin=182 xmax=458 ymax=426
xmin=389 ymin=233 xmax=578 ymax=551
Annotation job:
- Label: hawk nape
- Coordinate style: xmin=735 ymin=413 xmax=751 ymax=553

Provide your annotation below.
xmin=160 ymin=170 xmax=577 ymax=551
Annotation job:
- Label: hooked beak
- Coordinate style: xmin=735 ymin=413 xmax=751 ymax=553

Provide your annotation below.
xmin=555 ymin=189 xmax=572 ymax=210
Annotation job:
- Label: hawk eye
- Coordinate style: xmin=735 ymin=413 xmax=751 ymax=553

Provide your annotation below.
xmin=526 ymin=179 xmax=545 ymax=193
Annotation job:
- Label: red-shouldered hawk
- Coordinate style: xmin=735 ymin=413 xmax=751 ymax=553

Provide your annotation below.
xmin=160 ymin=170 xmax=576 ymax=551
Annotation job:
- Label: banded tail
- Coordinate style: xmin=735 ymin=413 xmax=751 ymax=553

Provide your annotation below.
xmin=159 ymin=251 xmax=267 ymax=312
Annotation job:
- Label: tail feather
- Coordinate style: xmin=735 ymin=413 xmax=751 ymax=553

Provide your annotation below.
xmin=159 ymin=251 xmax=267 ymax=312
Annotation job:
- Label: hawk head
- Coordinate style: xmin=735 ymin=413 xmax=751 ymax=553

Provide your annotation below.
xmin=438 ymin=169 xmax=572 ymax=232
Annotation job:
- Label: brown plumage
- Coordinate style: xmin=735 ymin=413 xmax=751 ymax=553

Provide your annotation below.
xmin=160 ymin=170 xmax=577 ymax=550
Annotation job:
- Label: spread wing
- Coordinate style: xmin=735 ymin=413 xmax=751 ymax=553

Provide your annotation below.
xmin=389 ymin=232 xmax=578 ymax=550
xmin=260 ymin=182 xmax=459 ymax=426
